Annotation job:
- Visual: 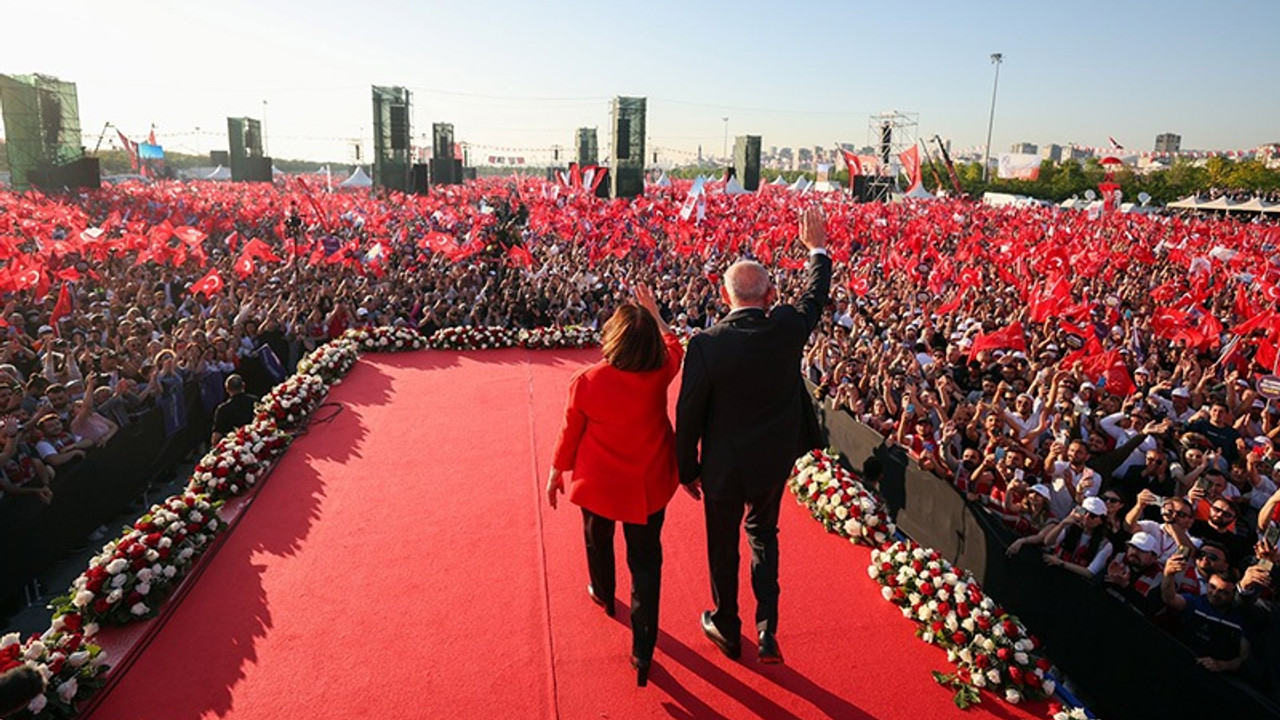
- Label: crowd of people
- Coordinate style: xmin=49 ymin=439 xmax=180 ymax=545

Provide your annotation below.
xmin=1 ymin=175 xmax=1280 ymax=696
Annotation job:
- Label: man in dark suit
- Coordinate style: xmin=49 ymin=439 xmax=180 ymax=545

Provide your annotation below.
xmin=676 ymin=207 xmax=831 ymax=664
xmin=211 ymin=374 xmax=258 ymax=446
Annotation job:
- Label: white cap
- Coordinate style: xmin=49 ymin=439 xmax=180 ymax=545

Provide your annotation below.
xmin=1028 ymin=484 xmax=1052 ymax=499
xmin=1171 ymin=387 xmax=1191 ymax=399
xmin=1081 ymin=496 xmax=1107 ymax=516
xmin=1128 ymin=532 xmax=1158 ymax=553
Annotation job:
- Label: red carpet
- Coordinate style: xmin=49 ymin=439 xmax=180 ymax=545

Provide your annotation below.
xmin=84 ymin=350 xmax=1044 ymax=720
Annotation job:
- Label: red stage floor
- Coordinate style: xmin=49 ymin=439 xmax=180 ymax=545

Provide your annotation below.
xmin=84 ymin=349 xmax=1042 ymax=720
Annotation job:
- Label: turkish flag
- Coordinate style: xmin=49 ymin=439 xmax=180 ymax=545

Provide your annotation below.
xmin=848 ymin=276 xmax=869 ymax=297
xmin=49 ymin=283 xmax=72 ymax=331
xmin=233 ymin=252 xmax=255 ymax=279
xmin=1100 ymin=358 xmax=1136 ymax=397
xmin=243 ymin=238 xmax=282 ymax=263
xmin=191 ymin=269 xmax=225 ymax=297
xmin=173 ymin=226 xmax=207 ymax=246
xmin=968 ymin=321 xmax=1027 ymax=362
xmin=898 ymin=145 xmax=923 ymax=192
xmin=507 ymin=244 xmax=533 ymax=268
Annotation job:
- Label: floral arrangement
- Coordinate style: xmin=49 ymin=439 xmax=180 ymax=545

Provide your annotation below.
xmin=516 ymin=325 xmax=599 ymax=349
xmin=187 ymin=417 xmax=292 ymax=500
xmin=868 ymin=540 xmax=1054 ymax=709
xmin=430 ymin=325 xmax=516 ymax=350
xmin=1050 ymin=706 xmax=1093 ymax=720
xmin=255 ymin=372 xmax=328 ymax=430
xmin=296 ymin=338 xmax=360 ymax=384
xmin=343 ymin=325 xmax=426 ymax=352
xmin=787 ymin=449 xmax=895 ymax=548
xmin=49 ymin=492 xmax=223 ymax=626
xmin=2 ymin=620 xmax=108 ymax=718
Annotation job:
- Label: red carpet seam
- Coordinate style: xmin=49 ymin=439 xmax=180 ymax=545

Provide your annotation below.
xmin=527 ymin=354 xmax=563 ymax=719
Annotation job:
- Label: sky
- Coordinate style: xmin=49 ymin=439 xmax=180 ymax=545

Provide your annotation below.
xmin=5 ymin=0 xmax=1278 ymax=165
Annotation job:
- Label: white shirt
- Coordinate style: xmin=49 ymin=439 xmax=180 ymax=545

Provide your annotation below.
xmin=1048 ymin=460 xmax=1100 ymax=519
xmin=1099 ymin=412 xmax=1156 ymax=479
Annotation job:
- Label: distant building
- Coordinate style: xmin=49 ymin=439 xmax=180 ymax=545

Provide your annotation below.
xmin=1155 ymin=133 xmax=1181 ymax=153
xmin=1039 ymin=144 xmax=1063 ymax=163
xmin=1010 ymin=142 xmax=1038 ymax=155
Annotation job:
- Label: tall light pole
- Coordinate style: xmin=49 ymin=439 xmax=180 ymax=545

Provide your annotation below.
xmin=722 ymin=116 xmax=729 ymax=162
xmin=261 ymin=99 xmax=269 ymax=155
xmin=982 ymin=53 xmax=1003 ymax=183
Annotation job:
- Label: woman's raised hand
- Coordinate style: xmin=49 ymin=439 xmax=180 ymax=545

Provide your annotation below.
xmin=634 ymin=284 xmax=661 ymax=319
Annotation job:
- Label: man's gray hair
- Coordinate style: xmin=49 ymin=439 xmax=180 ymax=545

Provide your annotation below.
xmin=724 ymin=261 xmax=771 ymax=305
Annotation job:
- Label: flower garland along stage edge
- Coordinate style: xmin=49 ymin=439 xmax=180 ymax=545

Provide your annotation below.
xmin=517 ymin=325 xmax=600 ymax=349
xmin=787 ymin=449 xmax=895 ymax=548
xmin=48 ymin=493 xmax=224 ymax=626
xmin=869 ymin=541 xmax=1055 ymax=709
xmin=31 ymin=327 xmax=428 ymax=718
xmin=296 ymin=337 xmax=361 ymax=385
xmin=429 ymin=325 xmax=517 ymax=350
xmin=342 ymin=325 xmax=427 ymax=352
xmin=2 ymin=621 xmax=108 ymax=719
xmin=787 ymin=449 xmax=1066 ymax=713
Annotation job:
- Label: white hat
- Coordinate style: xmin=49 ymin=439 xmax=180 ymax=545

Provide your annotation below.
xmin=1080 ymin=382 xmax=1096 ymax=391
xmin=1171 ymin=387 xmax=1191 ymax=399
xmin=1081 ymin=496 xmax=1107 ymax=516
xmin=1252 ymin=399 xmax=1266 ymax=409
xmin=37 ymin=325 xmax=53 ymax=334
xmin=356 ymin=308 xmax=369 ymax=317
xmin=1028 ymin=484 xmax=1051 ymax=499
xmin=1128 ymin=532 xmax=1158 ymax=553
xmin=1134 ymin=367 xmax=1150 ymax=376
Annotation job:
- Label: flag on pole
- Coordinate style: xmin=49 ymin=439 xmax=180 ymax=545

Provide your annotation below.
xmin=898 ymin=146 xmax=923 ymax=193
xmin=116 ymin=129 xmax=139 ymax=171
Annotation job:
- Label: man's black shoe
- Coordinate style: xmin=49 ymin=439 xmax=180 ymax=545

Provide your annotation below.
xmin=700 ymin=611 xmax=740 ymax=659
xmin=757 ymin=631 xmax=783 ymax=664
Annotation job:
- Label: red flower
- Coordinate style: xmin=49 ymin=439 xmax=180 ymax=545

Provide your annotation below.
xmin=213 ymin=466 xmax=230 ymax=478
xmin=956 ymin=668 xmax=971 ymax=684
xmin=92 ymin=598 xmax=111 ymax=614
xmin=919 ymin=583 xmax=934 ymax=596
xmin=997 ymin=647 xmax=1011 ymax=662
xmin=931 ymin=621 xmax=945 ymax=634
xmin=951 ymin=631 xmax=967 ymax=644
xmin=48 ymin=656 xmax=65 ymax=674
xmin=61 ymin=613 xmax=82 ymax=632
xmin=956 ymin=603 xmax=970 ymax=618
xmin=86 ymin=576 xmax=105 ymax=593
xmin=158 ymin=547 xmax=171 ymax=560
xmin=145 ymin=532 xmax=162 ymax=546
xmin=1008 ymin=666 xmax=1023 ymax=683
xmin=974 ymin=653 xmax=990 ymax=669
xmin=1036 ymin=658 xmax=1051 ymax=671
xmin=184 ymin=495 xmax=197 ymax=506
xmin=976 ymin=616 xmax=993 ymax=631
xmin=936 ymin=601 xmax=951 ymax=617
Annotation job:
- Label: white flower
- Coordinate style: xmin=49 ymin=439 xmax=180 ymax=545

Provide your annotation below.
xmin=1014 ymin=639 xmax=1029 ymax=652
xmin=834 ymin=505 xmax=849 ymax=520
xmin=24 ymin=641 xmax=47 ymax=661
xmin=1043 ymin=679 xmax=1056 ymax=695
xmin=26 ymin=694 xmax=47 ymax=714
xmin=163 ymin=565 xmax=177 ymax=578
xmin=136 ymin=582 xmax=151 ymax=596
xmin=881 ymin=586 xmax=894 ymax=601
xmin=106 ymin=589 xmax=122 ymax=604
xmin=72 ymin=590 xmax=94 ymax=608
xmin=189 ymin=511 xmax=203 ymax=524
xmin=110 ymin=574 xmax=127 ymax=589
xmin=178 ymin=548 xmax=195 ymax=561
xmin=983 ymin=638 xmax=996 ymax=652
xmin=1014 ymin=651 xmax=1029 ymax=665
xmin=986 ymin=669 xmax=1001 ymax=685
xmin=84 ymin=623 xmax=99 ymax=637
xmin=57 ymin=678 xmax=78 ymax=703
xmin=130 ymin=602 xmax=148 ymax=616
xmin=1005 ymin=688 xmax=1022 ymax=704
xmin=868 ymin=565 xmax=879 ymax=579
xmin=972 ymin=672 xmax=986 ymax=688
xmin=958 ymin=648 xmax=973 ymax=664
xmin=1 ymin=633 xmax=21 ymax=650
xmin=961 ymin=618 xmax=975 ymax=632
xmin=106 ymin=558 xmax=129 ymax=575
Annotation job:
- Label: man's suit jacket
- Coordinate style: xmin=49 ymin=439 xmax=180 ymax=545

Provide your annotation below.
xmin=676 ymin=253 xmax=831 ymax=498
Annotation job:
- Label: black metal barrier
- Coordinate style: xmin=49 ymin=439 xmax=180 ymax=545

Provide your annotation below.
xmin=0 ymin=358 xmax=273 ymax=615
xmin=812 ymin=389 xmax=1280 ymax=720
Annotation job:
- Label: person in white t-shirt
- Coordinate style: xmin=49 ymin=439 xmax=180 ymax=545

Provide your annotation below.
xmin=1044 ymin=438 xmax=1101 ymax=520
xmin=1125 ymin=491 xmax=1198 ymax=562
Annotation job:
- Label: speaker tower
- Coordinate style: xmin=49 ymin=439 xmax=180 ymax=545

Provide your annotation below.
xmin=609 ymin=97 xmax=646 ymax=199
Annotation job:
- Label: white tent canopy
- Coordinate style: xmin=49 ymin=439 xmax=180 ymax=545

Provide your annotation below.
xmin=338 ymin=167 xmax=373 ymax=188
xmin=723 ymin=176 xmax=750 ymax=195
xmin=205 ymin=165 xmax=231 ymax=181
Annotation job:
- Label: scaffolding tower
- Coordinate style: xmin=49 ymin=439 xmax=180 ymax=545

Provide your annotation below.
xmin=867 ymin=110 xmax=919 ymax=191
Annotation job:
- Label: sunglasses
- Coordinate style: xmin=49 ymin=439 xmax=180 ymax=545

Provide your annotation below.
xmin=1102 ymin=496 xmax=1123 ymax=504
xmin=1161 ymin=507 xmax=1191 ymax=518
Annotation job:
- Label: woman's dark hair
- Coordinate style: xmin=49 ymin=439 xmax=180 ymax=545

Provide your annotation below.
xmin=601 ymin=304 xmax=665 ymax=373
xmin=1060 ymin=521 xmax=1108 ymax=565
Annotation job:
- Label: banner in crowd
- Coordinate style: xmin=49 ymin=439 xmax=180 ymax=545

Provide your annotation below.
xmin=997 ymin=153 xmax=1042 ymax=180
xmin=486 ymin=156 xmax=526 ymax=165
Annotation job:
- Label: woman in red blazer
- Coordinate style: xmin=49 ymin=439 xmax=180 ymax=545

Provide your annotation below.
xmin=547 ymin=285 xmax=683 ymax=687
